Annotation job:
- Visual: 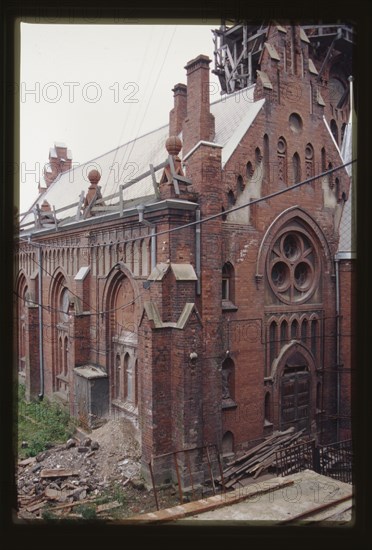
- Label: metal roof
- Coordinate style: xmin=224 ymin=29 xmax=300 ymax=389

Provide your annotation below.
xmin=337 ymin=111 xmax=355 ymax=257
xmin=20 ymin=86 xmax=263 ymax=231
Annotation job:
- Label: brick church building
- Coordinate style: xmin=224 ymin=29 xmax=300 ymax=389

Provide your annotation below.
xmin=16 ymin=23 xmax=355 ymax=483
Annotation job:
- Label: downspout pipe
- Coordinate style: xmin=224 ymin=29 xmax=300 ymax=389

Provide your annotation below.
xmin=38 ymin=245 xmax=44 ymax=400
xmin=137 ymin=205 xmax=156 ymax=270
xmin=335 ymin=255 xmax=341 ymax=441
xmin=195 ymin=208 xmax=201 ymax=295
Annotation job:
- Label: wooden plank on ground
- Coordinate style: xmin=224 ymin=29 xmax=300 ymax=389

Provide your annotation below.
xmin=40 ymin=469 xmax=79 ymax=478
xmin=18 ymin=456 xmax=36 ymax=466
xmin=51 ymin=498 xmax=94 ymax=512
xmin=97 ymin=501 xmax=121 ymax=513
xmin=26 ymin=500 xmax=47 ymax=512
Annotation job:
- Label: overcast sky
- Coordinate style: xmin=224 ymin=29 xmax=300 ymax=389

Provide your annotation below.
xmin=19 ymin=22 xmax=221 ymax=213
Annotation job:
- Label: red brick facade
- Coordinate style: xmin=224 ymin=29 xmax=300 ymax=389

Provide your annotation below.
xmin=16 ymin=24 xmax=353 ymax=484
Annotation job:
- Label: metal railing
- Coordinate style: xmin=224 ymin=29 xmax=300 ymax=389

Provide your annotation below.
xmin=318 ymin=439 xmax=353 ymax=484
xmin=276 ymin=439 xmax=352 ymax=484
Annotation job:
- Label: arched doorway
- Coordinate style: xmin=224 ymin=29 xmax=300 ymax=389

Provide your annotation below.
xmin=16 ymin=273 xmax=28 ymax=380
xmin=50 ymin=272 xmax=70 ymax=398
xmin=105 ymin=268 xmax=138 ymax=419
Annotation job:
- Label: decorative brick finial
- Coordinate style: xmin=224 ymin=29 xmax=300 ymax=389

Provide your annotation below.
xmin=83 ymin=169 xmax=103 ymax=217
xmin=165 ymin=136 xmax=182 ymax=156
xmin=88 ymin=169 xmax=101 ymax=185
xmin=160 ymin=137 xmax=188 ymax=199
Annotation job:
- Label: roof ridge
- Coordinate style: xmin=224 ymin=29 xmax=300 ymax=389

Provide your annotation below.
xmin=210 ymin=83 xmax=256 ymax=107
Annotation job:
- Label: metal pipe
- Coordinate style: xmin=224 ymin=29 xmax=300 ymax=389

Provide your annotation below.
xmin=150 ymin=226 xmax=156 ymax=271
xmin=335 ymin=256 xmax=341 ymax=442
xmin=185 ymin=450 xmax=195 ymax=500
xmin=205 ymin=446 xmax=216 ymax=495
xmin=195 ymin=209 xmax=201 ymax=295
xmin=137 ymin=205 xmax=156 ymax=270
xmin=173 ymin=453 xmax=184 ymax=504
xmin=148 ymin=460 xmax=159 ymax=511
xmin=215 ymin=447 xmax=226 ymax=493
xmin=38 ymin=246 xmax=44 ymax=399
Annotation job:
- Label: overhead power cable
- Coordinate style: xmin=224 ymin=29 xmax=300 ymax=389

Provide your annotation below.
xmin=18 ymin=158 xmax=356 ymax=250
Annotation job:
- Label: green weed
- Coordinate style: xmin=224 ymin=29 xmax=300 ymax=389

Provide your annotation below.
xmin=17 ymin=384 xmax=76 ymax=458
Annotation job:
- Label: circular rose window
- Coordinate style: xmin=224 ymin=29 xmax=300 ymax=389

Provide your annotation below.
xmin=267 ymin=231 xmax=319 ymax=304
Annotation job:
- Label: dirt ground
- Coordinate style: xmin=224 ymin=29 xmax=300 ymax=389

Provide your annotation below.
xmin=16 ymin=418 xmax=181 ymax=521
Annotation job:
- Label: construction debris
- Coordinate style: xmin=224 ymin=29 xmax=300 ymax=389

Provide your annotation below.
xmin=40 ymin=469 xmax=79 ymax=478
xmin=217 ymin=427 xmax=307 ymax=489
xmin=16 ymin=418 xmax=148 ymax=519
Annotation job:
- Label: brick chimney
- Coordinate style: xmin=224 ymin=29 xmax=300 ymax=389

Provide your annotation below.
xmin=43 ymin=142 xmax=72 ymax=188
xmin=169 ymin=83 xmax=187 ymax=137
xmin=182 ymin=55 xmax=215 ymax=157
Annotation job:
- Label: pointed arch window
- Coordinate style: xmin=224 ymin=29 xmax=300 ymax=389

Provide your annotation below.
xmin=311 ymin=319 xmax=318 ymax=359
xmin=321 ymin=147 xmax=326 ymax=172
xmin=60 ymin=287 xmax=70 ymax=323
xmin=109 ymin=271 xmax=138 ymax=416
xmin=222 ymin=431 xmax=234 ymax=455
xmin=264 ymin=392 xmax=272 ymax=425
xmin=222 ymin=357 xmax=236 ymax=408
xmin=222 ymin=263 xmax=231 ymax=301
xmin=246 ymin=161 xmax=253 ymax=183
xmin=292 ymin=152 xmax=301 ymax=184
xmin=222 ymin=262 xmax=237 ymax=310
xmin=255 ymin=147 xmax=262 ymax=165
xmin=54 ymin=279 xmax=70 ymax=396
xmin=291 ymin=319 xmax=299 ymax=340
xmin=327 ymin=162 xmax=334 ymax=189
xmin=227 ymin=190 xmax=236 ymax=208
xmin=237 ymin=174 xmax=244 ymax=193
xmin=280 ymin=320 xmax=288 ymax=347
xmin=301 ymin=319 xmax=308 ymax=344
xmin=269 ymin=321 xmax=278 ymax=370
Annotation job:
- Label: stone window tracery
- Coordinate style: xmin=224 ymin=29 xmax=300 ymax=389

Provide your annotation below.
xmin=267 ymin=231 xmax=319 ymax=304
xmin=60 ymin=287 xmax=70 ymax=323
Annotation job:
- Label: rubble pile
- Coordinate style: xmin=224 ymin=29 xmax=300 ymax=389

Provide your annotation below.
xmin=17 ymin=419 xmax=144 ymax=519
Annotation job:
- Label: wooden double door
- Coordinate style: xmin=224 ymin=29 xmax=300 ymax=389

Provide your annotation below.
xmin=280 ymin=367 xmax=310 ymax=432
